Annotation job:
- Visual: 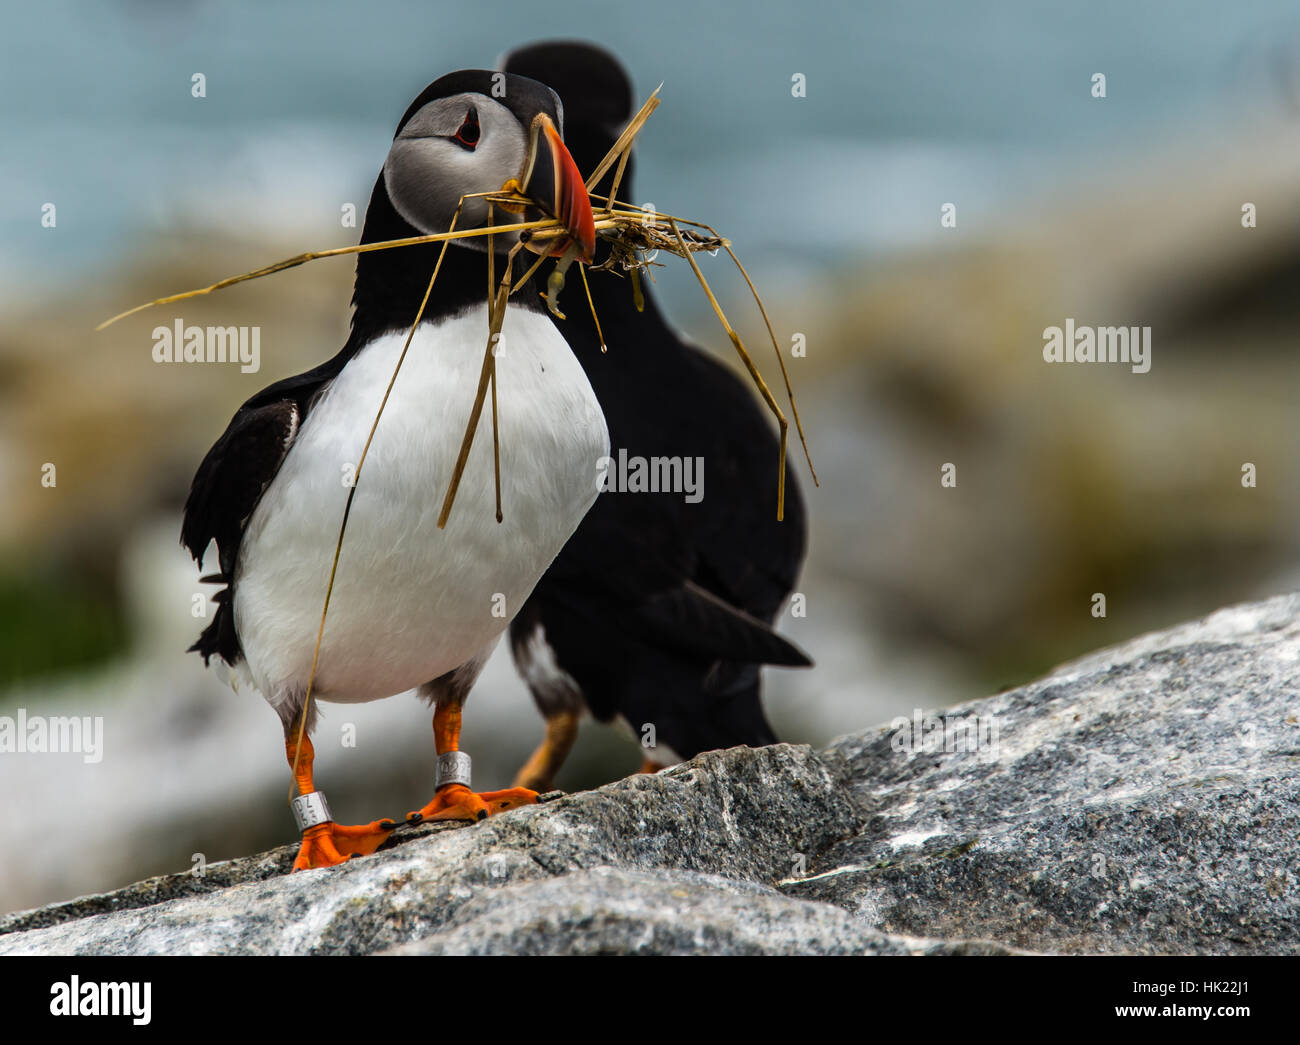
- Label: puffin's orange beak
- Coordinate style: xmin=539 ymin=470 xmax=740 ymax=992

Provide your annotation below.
xmin=521 ymin=113 xmax=596 ymax=264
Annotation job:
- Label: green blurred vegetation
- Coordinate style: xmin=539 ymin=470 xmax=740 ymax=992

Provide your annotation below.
xmin=0 ymin=556 xmax=128 ymax=695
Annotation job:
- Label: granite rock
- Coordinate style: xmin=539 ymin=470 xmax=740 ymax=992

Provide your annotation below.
xmin=3 ymin=596 xmax=1297 ymax=955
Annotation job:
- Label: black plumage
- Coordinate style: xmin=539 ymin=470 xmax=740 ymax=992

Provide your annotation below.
xmin=503 ymin=42 xmax=810 ymax=781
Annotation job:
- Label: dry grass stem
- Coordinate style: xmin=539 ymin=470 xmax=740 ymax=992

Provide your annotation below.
xmin=668 ymin=220 xmax=789 ymax=521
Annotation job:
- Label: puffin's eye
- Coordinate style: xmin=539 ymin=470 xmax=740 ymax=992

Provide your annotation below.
xmin=453 ymin=112 xmax=480 ymax=149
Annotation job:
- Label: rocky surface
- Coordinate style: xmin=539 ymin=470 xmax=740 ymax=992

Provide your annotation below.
xmin=796 ymin=596 xmax=1300 ymax=955
xmin=3 ymin=595 xmax=1298 ymax=956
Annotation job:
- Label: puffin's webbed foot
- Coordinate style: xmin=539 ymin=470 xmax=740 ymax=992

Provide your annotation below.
xmin=288 ymin=789 xmax=398 ymax=870
xmin=405 ymin=785 xmax=537 ymax=825
xmin=292 ymin=817 xmax=399 ymax=871
xmin=415 ymin=713 xmax=537 ymax=825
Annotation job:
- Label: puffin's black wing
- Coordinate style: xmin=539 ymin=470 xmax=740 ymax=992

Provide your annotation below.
xmin=679 ymin=346 xmax=809 ymax=625
xmin=632 ymin=580 xmax=811 ymax=667
xmin=181 ymin=400 xmax=299 ymax=574
xmin=181 ymin=356 xmax=348 ymax=665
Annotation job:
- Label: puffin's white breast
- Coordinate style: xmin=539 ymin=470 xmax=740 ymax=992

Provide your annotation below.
xmin=233 ymin=303 xmax=608 ymax=709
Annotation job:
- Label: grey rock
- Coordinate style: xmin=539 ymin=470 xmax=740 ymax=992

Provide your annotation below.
xmin=3 ymin=595 xmax=1297 ymax=955
xmin=382 ymin=867 xmax=940 ymax=956
xmin=794 ymin=594 xmax=1300 ymax=955
xmin=0 ymin=745 xmax=890 ymax=955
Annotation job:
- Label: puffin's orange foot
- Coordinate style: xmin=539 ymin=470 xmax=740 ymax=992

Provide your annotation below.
xmin=292 ymin=818 xmax=398 ymax=871
xmin=406 ymin=785 xmax=538 ymax=824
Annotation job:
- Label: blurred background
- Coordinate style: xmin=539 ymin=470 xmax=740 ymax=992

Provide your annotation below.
xmin=4 ymin=0 xmax=1300 ymax=914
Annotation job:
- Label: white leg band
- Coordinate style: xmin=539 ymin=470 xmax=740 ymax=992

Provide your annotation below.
xmin=291 ymin=790 xmax=333 ymax=832
xmin=436 ymin=751 xmax=472 ymax=790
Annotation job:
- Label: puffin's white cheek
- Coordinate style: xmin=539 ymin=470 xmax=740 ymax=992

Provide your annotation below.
xmin=384 ymin=141 xmax=459 ymax=234
xmin=385 ymin=144 xmax=510 ymax=234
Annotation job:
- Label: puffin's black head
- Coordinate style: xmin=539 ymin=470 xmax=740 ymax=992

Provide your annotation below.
xmin=501 ymin=42 xmax=636 ymax=202
xmin=382 ymin=69 xmax=595 ymax=262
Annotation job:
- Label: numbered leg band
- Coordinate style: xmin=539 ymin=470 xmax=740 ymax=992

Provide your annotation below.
xmin=436 ymin=751 xmax=472 ymax=790
xmin=291 ymin=790 xmax=333 ymax=832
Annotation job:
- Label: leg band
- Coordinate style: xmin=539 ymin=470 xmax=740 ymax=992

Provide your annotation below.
xmin=291 ymin=790 xmax=332 ymax=832
xmin=435 ymin=751 xmax=472 ymax=790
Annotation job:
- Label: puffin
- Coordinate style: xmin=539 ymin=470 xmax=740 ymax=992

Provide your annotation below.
xmin=181 ymin=69 xmax=608 ymax=869
xmin=499 ymin=42 xmax=811 ymax=791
